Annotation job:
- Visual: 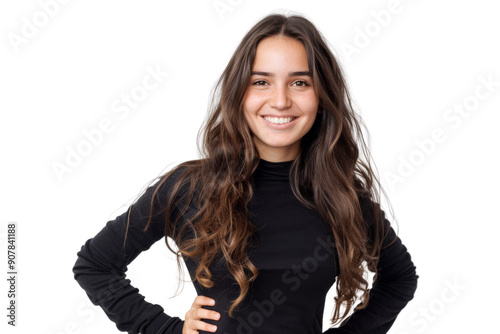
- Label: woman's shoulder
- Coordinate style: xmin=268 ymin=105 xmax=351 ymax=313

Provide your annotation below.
xmin=356 ymin=191 xmax=385 ymax=227
xmin=155 ymin=158 xmax=206 ymax=196
xmin=163 ymin=158 xmax=205 ymax=181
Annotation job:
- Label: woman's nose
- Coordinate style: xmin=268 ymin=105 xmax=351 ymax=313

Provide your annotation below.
xmin=270 ymin=84 xmax=291 ymax=110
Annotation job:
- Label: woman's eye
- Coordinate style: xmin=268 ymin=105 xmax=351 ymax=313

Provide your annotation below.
xmin=253 ymin=80 xmax=267 ymax=86
xmin=293 ymin=80 xmax=309 ymax=87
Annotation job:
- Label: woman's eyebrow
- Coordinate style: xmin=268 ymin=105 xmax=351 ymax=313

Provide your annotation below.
xmin=251 ymin=71 xmax=311 ymax=77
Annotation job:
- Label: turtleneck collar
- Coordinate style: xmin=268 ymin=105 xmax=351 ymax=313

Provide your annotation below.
xmin=254 ymin=158 xmax=293 ymax=180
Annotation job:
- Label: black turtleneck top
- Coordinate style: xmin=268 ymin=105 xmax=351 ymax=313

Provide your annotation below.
xmin=72 ymin=159 xmax=418 ymax=333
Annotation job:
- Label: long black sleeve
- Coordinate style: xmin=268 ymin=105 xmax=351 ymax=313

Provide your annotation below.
xmin=323 ymin=198 xmax=418 ymax=333
xmin=72 ymin=169 xmax=186 ymax=333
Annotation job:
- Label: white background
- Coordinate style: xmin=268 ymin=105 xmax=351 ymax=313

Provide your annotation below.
xmin=1 ymin=0 xmax=499 ymax=333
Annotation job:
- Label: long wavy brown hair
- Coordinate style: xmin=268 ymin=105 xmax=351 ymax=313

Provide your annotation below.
xmin=126 ymin=13 xmax=396 ymax=326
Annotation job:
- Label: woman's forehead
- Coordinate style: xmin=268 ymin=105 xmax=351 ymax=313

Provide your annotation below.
xmin=252 ymin=36 xmax=309 ymax=74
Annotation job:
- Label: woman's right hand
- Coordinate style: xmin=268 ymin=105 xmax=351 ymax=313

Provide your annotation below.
xmin=182 ymin=295 xmax=221 ymax=333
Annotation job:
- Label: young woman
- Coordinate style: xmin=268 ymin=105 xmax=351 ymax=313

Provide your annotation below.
xmin=73 ymin=13 xmax=418 ymax=334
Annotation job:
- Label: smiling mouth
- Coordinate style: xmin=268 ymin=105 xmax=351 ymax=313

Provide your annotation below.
xmin=262 ymin=116 xmax=298 ymax=124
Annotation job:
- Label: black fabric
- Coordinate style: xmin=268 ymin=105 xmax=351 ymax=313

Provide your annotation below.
xmin=72 ymin=158 xmax=418 ymax=333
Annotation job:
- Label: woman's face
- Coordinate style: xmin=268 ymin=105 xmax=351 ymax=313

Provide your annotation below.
xmin=243 ymin=35 xmax=319 ymax=162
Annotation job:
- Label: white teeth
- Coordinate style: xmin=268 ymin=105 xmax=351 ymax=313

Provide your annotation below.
xmin=263 ymin=116 xmax=296 ymax=124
